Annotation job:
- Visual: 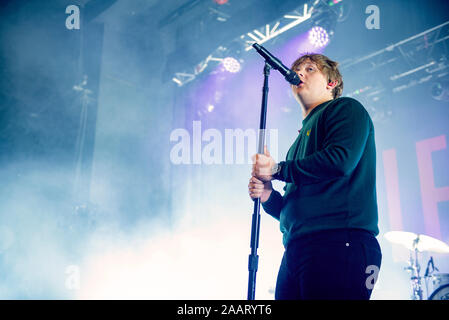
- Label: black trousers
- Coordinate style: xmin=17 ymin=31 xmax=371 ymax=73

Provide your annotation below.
xmin=275 ymin=228 xmax=382 ymax=300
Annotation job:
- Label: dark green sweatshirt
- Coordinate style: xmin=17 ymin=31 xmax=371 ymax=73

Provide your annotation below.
xmin=262 ymin=97 xmax=379 ymax=247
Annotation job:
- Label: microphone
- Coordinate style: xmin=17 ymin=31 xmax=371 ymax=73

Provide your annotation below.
xmin=425 ymin=256 xmax=439 ymax=277
xmin=252 ymin=43 xmax=302 ymax=86
xmin=425 ymin=258 xmax=431 ymax=277
xmin=430 ymin=256 xmax=439 ymax=272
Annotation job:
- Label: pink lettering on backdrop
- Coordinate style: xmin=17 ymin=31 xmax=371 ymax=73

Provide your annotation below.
xmin=416 ymin=135 xmax=449 ymax=239
xmin=382 ymin=149 xmax=403 ymax=231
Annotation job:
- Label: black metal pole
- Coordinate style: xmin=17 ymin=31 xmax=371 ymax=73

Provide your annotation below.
xmin=247 ymin=62 xmax=270 ymax=300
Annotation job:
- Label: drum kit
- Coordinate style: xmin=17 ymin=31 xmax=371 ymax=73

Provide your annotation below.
xmin=385 ymin=231 xmax=449 ymax=300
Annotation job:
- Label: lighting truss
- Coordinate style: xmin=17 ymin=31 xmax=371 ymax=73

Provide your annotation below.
xmin=341 ymin=20 xmax=449 ymax=121
xmin=242 ymin=3 xmax=313 ymax=51
xmin=172 ymin=1 xmax=318 ymax=87
xmin=172 ymin=47 xmax=238 ymax=87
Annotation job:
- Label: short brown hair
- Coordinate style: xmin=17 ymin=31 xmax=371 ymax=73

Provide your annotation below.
xmin=291 ymin=53 xmax=343 ymax=99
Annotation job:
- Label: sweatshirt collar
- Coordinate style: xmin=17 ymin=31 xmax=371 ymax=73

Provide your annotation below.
xmin=301 ymin=99 xmax=334 ymax=127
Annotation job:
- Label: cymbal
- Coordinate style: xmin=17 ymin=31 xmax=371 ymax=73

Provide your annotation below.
xmin=384 ymin=231 xmax=449 ymax=253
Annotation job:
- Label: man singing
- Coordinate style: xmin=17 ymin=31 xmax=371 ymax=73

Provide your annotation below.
xmin=248 ymin=53 xmax=382 ymax=300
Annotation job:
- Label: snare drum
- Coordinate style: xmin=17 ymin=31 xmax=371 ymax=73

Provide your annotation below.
xmin=427 ymin=273 xmax=449 ymax=300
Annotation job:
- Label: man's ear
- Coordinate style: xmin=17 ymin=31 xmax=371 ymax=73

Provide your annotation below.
xmin=328 ymin=80 xmax=338 ymax=88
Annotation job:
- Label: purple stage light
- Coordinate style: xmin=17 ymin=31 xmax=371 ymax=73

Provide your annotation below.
xmin=222 ymin=57 xmax=241 ymax=73
xmin=308 ymin=26 xmax=329 ymax=48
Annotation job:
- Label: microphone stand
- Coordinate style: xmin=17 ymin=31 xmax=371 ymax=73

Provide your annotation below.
xmin=247 ymin=62 xmax=271 ymax=300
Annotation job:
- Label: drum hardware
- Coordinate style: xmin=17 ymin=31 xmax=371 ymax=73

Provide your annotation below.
xmin=427 ymin=274 xmax=449 ymax=300
xmin=423 ymin=256 xmax=438 ymax=298
xmin=402 ymin=236 xmax=424 ymax=300
xmin=385 ymin=231 xmax=449 ymax=300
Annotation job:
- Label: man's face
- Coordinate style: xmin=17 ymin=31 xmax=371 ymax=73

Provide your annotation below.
xmin=291 ymin=59 xmax=332 ymax=103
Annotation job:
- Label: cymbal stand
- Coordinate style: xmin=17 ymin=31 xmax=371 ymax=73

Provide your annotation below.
xmin=405 ymin=236 xmax=423 ymax=300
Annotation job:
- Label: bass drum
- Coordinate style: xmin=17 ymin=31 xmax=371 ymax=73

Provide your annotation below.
xmin=428 ymin=274 xmax=449 ymax=300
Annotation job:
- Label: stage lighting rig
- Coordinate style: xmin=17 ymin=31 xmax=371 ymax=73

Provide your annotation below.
xmin=242 ymin=3 xmax=313 ymax=51
xmin=340 ymin=20 xmax=449 ymax=121
xmin=431 ymin=79 xmax=449 ymax=102
xmin=171 ymin=1 xmax=317 ymax=86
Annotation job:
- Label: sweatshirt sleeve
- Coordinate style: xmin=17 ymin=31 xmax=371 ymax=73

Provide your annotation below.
xmin=261 ymin=189 xmax=283 ymax=221
xmin=278 ymin=98 xmax=371 ymax=186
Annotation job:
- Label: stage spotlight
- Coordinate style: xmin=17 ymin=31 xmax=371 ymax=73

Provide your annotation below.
xmin=214 ymin=0 xmax=228 ymax=4
xmin=308 ymin=26 xmax=329 ymax=47
xmin=328 ymin=0 xmax=343 ymax=6
xmin=431 ymin=80 xmax=449 ymax=101
xmin=222 ymin=57 xmax=241 ymax=73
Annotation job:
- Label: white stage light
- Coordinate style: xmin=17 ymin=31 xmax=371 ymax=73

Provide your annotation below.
xmin=308 ymin=26 xmax=329 ymax=47
xmin=222 ymin=57 xmax=241 ymax=73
